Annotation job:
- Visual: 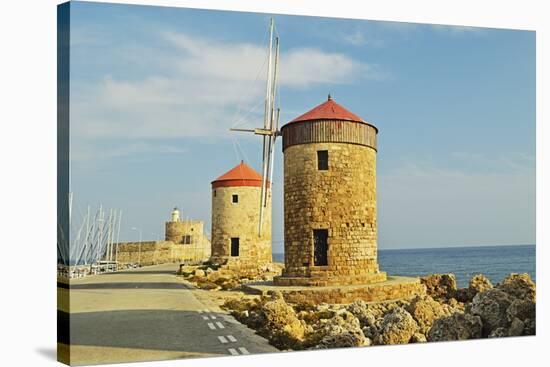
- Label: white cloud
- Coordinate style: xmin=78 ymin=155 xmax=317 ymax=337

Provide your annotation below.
xmin=71 ymin=31 xmax=385 ymax=149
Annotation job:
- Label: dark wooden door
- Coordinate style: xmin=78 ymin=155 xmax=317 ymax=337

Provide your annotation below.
xmin=230 ymin=237 xmax=240 ymax=257
xmin=313 ymin=229 xmax=328 ymax=266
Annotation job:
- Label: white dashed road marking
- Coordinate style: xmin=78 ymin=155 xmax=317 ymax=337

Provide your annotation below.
xmin=217 ymin=336 xmax=228 ymax=344
xmin=228 ymin=348 xmax=239 ymax=356
xmin=202 ymin=316 xmax=209 ymax=320
xmin=207 ymin=322 xmax=216 ymax=330
xmin=238 ymin=347 xmax=250 ymax=355
xmin=227 ymin=335 xmax=237 ymax=342
xmin=215 ymin=322 xmax=225 ymax=329
xmin=210 ymin=315 xmax=217 ymax=319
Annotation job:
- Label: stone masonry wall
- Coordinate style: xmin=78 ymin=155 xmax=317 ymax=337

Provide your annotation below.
xmin=210 ymin=186 xmax=272 ymax=265
xmin=245 ymin=277 xmax=425 ymax=305
xmin=278 ymin=141 xmax=386 ymax=285
xmin=115 ymin=240 xmax=211 ymax=266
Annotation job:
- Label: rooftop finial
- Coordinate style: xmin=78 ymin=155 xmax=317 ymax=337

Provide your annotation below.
xmin=328 ymin=93 xmax=332 ymax=101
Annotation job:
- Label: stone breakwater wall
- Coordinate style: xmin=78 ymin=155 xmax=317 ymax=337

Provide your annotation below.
xmin=223 ymin=273 xmax=536 ymax=350
xmin=245 ymin=276 xmax=424 ymax=305
xmin=115 ymin=240 xmax=210 ymax=266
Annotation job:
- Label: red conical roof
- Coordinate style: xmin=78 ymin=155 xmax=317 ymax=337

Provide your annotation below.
xmin=211 ymin=161 xmax=269 ymax=188
xmin=287 ymin=95 xmax=366 ymax=124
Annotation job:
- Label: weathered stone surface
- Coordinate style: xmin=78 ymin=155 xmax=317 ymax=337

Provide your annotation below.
xmin=194 ymin=278 xmax=220 ymax=290
xmin=469 ymin=274 xmax=493 ymax=294
xmin=428 ymin=313 xmax=482 ymax=341
xmin=210 ymin=184 xmax=272 ymax=265
xmin=194 ymin=269 xmax=206 ymax=278
xmin=374 ymin=308 xmax=418 ymax=345
xmin=506 ymin=298 xmax=536 ymax=323
xmin=247 ymin=276 xmax=425 ymax=304
xmin=524 ymin=318 xmax=536 ymax=335
xmin=457 ymin=274 xmax=494 ymax=302
xmin=406 ymin=295 xmax=452 ymax=334
xmin=310 ymin=310 xmax=367 ymax=348
xmin=116 ymin=239 xmax=210 ymax=266
xmin=488 ymin=327 xmax=508 ymax=338
xmin=469 ymin=288 xmax=512 ymax=336
xmin=497 ymin=273 xmax=536 ymax=302
xmin=315 ymin=332 xmax=370 ymax=349
xmin=279 ymin=138 xmax=386 ymax=286
xmin=410 ymin=333 xmax=427 ymax=343
xmin=257 ymin=293 xmax=308 ymax=349
xmin=222 ymin=271 xmax=536 ymax=351
xmin=420 ymin=274 xmax=457 ymax=301
xmin=346 ymin=301 xmax=377 ymax=329
xmin=508 ymin=318 xmax=525 ymax=336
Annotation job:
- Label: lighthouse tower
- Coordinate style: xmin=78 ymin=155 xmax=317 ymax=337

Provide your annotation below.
xmin=210 ymin=161 xmax=272 ymax=266
xmin=275 ymin=95 xmax=387 ymax=286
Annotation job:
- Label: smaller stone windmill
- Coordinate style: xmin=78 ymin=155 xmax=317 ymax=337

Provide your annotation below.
xmin=210 ymin=161 xmax=272 ymax=265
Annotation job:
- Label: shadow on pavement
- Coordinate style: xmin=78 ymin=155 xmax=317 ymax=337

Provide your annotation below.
xmin=99 ymin=270 xmax=179 ymax=276
xmin=59 ymin=309 xmax=230 ymax=354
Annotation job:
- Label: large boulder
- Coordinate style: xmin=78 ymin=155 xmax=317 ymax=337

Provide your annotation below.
xmin=410 ymin=333 xmax=427 ymax=343
xmin=523 ymin=318 xmax=536 ymax=336
xmin=374 ymin=307 xmax=418 ymax=345
xmin=420 ymin=274 xmax=457 ymax=301
xmin=346 ymin=301 xmax=378 ymax=329
xmin=315 ymin=332 xmax=371 ymax=349
xmin=508 ymin=318 xmax=525 ymax=337
xmin=496 ymin=273 xmax=536 ymax=302
xmin=193 ymin=269 xmax=206 ymax=277
xmin=428 ymin=312 xmax=482 ymax=341
xmin=469 ymin=288 xmax=512 ymax=336
xmin=469 ymin=274 xmax=493 ymax=294
xmin=307 ymin=310 xmax=367 ymax=348
xmin=506 ymin=298 xmax=536 ymax=323
xmin=258 ymin=292 xmax=308 ymax=349
xmin=457 ymin=274 xmax=493 ymax=302
xmin=406 ymin=295 xmax=452 ymax=334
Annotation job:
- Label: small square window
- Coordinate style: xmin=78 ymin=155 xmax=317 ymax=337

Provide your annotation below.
xmin=232 ymin=194 xmax=238 ymax=203
xmin=317 ymin=150 xmax=328 ymax=170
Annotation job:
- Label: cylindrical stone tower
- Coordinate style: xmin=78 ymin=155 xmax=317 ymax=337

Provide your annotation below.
xmin=210 ymin=161 xmax=272 ymax=265
xmin=274 ymin=95 xmax=387 ymax=286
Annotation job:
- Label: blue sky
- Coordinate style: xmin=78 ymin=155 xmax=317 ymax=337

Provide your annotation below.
xmin=68 ymin=1 xmax=535 ymax=251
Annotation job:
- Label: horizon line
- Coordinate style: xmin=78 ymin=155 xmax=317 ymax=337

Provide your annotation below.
xmin=272 ymin=243 xmax=535 ymax=254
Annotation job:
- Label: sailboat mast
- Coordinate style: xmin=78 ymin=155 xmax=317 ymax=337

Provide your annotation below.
xmin=264 ymin=36 xmax=279 ymax=207
xmin=259 ymin=18 xmax=275 ymax=235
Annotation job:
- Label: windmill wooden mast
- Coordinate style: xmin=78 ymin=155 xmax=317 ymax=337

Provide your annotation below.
xmin=230 ymin=18 xmax=280 ymax=236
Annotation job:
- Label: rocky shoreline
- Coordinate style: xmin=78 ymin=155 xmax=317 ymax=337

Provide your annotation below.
xmin=179 ymin=266 xmax=535 ymax=350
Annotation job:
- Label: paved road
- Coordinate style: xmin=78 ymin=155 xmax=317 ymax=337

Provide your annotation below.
xmin=59 ymin=263 xmax=277 ymax=365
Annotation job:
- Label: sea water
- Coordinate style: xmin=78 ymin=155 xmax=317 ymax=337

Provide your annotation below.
xmin=273 ymin=244 xmax=535 ymax=288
